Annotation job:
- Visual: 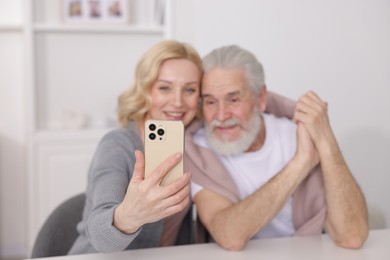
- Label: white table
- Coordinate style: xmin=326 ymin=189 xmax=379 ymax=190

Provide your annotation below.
xmin=30 ymin=229 xmax=390 ymax=260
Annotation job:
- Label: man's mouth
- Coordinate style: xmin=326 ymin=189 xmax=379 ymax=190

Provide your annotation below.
xmin=214 ymin=124 xmax=237 ymax=131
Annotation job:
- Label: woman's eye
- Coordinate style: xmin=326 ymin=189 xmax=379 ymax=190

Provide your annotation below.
xmin=184 ymin=87 xmax=196 ymax=94
xmin=159 ymin=86 xmax=170 ymax=92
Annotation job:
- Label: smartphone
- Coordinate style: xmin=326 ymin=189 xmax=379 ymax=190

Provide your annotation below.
xmin=144 ymin=120 xmax=184 ymax=186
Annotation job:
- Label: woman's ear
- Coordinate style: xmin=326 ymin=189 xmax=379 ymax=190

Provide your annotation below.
xmin=258 ymin=85 xmax=267 ymax=112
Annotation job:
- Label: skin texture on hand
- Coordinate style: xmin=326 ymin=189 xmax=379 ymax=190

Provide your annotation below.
xmin=113 ymin=150 xmax=191 ymax=234
xmin=295 ymin=122 xmax=320 ymax=170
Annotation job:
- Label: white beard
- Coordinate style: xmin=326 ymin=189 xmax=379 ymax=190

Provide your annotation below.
xmin=205 ymin=109 xmax=262 ymax=156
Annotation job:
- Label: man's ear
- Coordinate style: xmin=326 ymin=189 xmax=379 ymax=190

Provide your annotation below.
xmin=258 ymin=85 xmax=267 ymax=112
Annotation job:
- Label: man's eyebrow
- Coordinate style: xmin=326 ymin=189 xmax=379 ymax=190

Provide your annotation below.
xmin=202 ymin=90 xmax=241 ymax=99
xmin=227 ymin=91 xmax=241 ymax=97
xmin=202 ymin=93 xmax=215 ymax=99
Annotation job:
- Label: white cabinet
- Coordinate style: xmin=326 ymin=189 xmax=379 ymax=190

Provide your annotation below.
xmin=25 ymin=0 xmax=173 ymax=250
xmin=29 ymin=130 xmax=106 ymax=238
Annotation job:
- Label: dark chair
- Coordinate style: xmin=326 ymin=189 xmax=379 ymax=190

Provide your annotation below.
xmin=31 ymin=193 xmax=194 ymax=258
xmin=31 ymin=193 xmax=86 ymax=258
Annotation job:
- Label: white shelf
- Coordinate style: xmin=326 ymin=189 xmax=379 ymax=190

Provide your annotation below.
xmin=29 ymin=1 xmax=171 ymax=132
xmin=0 ymin=24 xmax=23 ymax=32
xmin=34 ymin=128 xmax=112 ymax=142
xmin=33 ymin=23 xmax=165 ymax=34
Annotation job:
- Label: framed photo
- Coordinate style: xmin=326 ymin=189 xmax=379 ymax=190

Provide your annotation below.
xmin=105 ymin=0 xmax=128 ymax=23
xmin=63 ymin=0 xmax=128 ymax=23
xmin=63 ymin=0 xmax=85 ymax=22
xmin=87 ymin=0 xmax=103 ymax=20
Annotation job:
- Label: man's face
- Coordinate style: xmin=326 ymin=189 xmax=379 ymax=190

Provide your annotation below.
xmin=202 ymin=67 xmax=262 ymax=155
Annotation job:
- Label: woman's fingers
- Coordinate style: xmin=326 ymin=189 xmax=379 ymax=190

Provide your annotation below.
xmin=141 ymin=173 xmax=191 ymax=218
xmin=163 ymin=195 xmax=191 ymax=217
xmin=159 ymin=172 xmax=192 ymax=199
xmin=130 ymin=150 xmax=145 ymax=184
xmin=147 ymin=152 xmax=183 ymax=185
xmin=162 ymin=181 xmax=191 ymax=206
xmin=121 ymin=152 xmax=191 ymax=226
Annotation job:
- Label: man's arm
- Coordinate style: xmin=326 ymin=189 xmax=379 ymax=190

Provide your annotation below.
xmin=294 ymin=91 xmax=369 ymax=249
xmin=194 ymin=124 xmax=319 ymax=251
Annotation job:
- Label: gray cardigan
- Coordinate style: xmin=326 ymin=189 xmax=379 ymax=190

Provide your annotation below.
xmin=68 ymin=122 xmax=165 ymax=255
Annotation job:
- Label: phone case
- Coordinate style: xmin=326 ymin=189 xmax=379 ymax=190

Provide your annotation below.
xmin=144 ymin=120 xmax=184 ymax=186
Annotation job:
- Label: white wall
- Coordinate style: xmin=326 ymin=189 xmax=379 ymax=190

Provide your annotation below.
xmin=0 ymin=1 xmax=27 ymax=259
xmin=0 ymin=33 xmax=27 ymax=259
xmin=173 ymin=0 xmax=390 ymax=229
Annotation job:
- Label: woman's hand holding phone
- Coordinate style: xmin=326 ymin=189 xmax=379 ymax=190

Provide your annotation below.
xmin=113 ymin=150 xmax=191 ymax=235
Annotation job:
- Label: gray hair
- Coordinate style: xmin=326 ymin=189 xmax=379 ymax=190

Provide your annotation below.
xmin=202 ymin=45 xmax=265 ymax=95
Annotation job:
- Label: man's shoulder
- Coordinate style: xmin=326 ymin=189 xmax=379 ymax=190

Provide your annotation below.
xmin=265 ymin=113 xmax=296 ymax=133
xmin=264 ymin=114 xmax=297 ymax=155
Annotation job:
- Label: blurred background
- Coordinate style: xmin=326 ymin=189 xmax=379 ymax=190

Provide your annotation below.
xmin=0 ymin=0 xmax=389 ymax=259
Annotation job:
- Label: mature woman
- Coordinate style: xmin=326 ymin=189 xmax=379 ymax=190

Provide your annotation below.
xmin=69 ymin=40 xmax=202 ymax=254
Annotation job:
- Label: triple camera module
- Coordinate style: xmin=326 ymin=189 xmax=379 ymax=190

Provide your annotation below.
xmin=148 ymin=123 xmax=165 ymax=141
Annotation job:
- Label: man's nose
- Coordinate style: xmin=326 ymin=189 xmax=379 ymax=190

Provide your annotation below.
xmin=216 ymin=102 xmax=231 ymax=122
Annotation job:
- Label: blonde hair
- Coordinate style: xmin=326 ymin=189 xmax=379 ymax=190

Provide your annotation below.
xmin=118 ymin=40 xmax=202 ymax=127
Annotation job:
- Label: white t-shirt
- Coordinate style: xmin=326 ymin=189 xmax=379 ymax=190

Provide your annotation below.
xmin=191 ymin=113 xmax=297 ymax=239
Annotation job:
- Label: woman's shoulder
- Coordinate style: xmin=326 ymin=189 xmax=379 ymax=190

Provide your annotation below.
xmin=105 ymin=126 xmax=138 ymax=138
xmin=99 ymin=124 xmax=143 ymax=151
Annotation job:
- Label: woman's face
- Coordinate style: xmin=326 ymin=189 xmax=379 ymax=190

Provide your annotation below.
xmin=145 ymin=59 xmax=201 ymax=127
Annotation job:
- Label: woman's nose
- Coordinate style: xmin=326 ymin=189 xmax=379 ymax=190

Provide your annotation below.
xmin=172 ymin=91 xmax=184 ymax=107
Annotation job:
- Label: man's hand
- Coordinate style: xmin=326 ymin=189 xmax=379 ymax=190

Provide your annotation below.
xmin=294 ymin=90 xmax=369 ymax=249
xmin=295 ymin=122 xmax=320 ymax=171
xmin=293 ymin=91 xmax=334 ymax=150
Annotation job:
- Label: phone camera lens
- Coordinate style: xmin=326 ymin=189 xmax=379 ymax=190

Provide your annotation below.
xmin=149 ymin=124 xmax=156 ymax=131
xmin=157 ymin=129 xmax=165 ymax=136
xmin=149 ymin=133 xmax=156 ymax=140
